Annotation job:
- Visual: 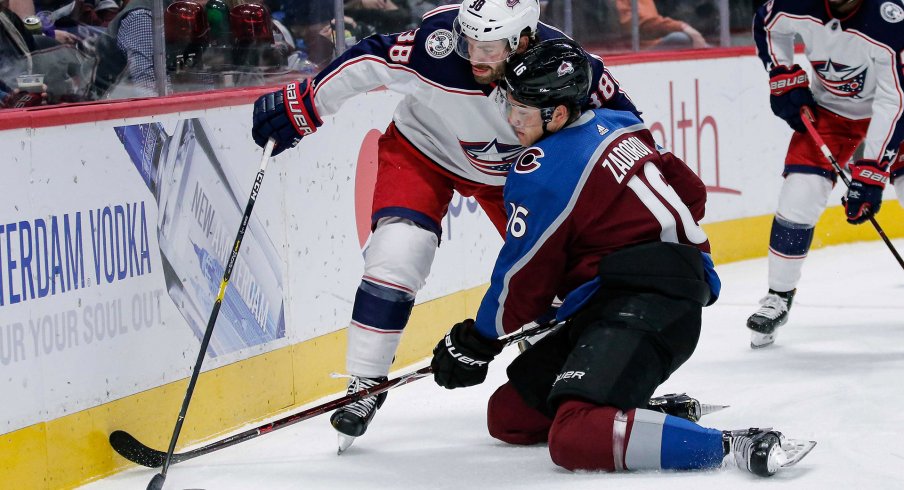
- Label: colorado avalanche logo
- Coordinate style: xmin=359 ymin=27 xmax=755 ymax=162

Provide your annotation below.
xmin=812 ymin=59 xmax=867 ymax=98
xmin=506 ymin=0 xmax=521 ymax=7
xmin=514 ymin=147 xmax=543 ymax=174
xmin=557 ymin=61 xmax=574 ymax=77
xmin=459 ymin=139 xmax=523 ymax=176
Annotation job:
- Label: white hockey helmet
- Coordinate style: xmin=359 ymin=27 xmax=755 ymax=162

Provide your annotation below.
xmin=453 ymin=0 xmax=541 ymax=62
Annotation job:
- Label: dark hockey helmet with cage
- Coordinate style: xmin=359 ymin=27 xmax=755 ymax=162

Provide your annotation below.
xmin=504 ymin=38 xmax=592 ymax=113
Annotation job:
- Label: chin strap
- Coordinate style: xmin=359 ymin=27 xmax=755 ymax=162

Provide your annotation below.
xmin=540 ymin=106 xmax=580 ymax=137
xmin=540 ymin=107 xmax=555 ymax=137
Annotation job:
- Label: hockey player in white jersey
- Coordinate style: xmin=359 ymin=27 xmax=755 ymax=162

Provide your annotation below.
xmin=250 ymin=0 xmax=640 ymax=452
xmin=748 ymin=0 xmax=904 ymax=348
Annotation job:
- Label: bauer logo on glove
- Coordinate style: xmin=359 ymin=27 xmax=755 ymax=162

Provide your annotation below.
xmin=285 ymin=81 xmax=318 ymax=136
xmin=444 ymin=333 xmax=490 ymax=367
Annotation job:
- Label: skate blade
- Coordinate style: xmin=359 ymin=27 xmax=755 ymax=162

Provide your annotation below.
xmin=700 ymin=403 xmax=730 ymax=418
xmin=336 ymin=433 xmax=357 ymax=455
xmin=777 ymin=438 xmax=816 ymax=468
xmin=750 ymin=331 xmax=776 ymax=349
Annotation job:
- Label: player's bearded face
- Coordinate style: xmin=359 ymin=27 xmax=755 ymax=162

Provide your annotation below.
xmin=502 ymin=91 xmax=545 ymax=146
xmin=460 ymin=37 xmax=511 ymax=84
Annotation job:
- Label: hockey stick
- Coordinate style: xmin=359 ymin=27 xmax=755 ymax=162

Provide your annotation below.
xmin=110 ymin=320 xmax=562 ymax=470
xmin=144 ymin=139 xmax=276 ymax=490
xmin=799 ymin=108 xmax=904 ymax=270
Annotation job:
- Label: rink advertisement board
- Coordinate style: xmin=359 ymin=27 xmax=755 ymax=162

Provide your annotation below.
xmin=0 ymin=91 xmax=502 ymax=435
xmin=0 ymin=51 xmax=901 ymax=489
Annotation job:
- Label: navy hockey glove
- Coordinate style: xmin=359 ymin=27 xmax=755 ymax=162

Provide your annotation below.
xmin=768 ymin=64 xmax=815 ymax=133
xmin=844 ymin=159 xmax=889 ymax=224
xmin=432 ymin=320 xmax=503 ymax=389
xmin=252 ymin=79 xmax=322 ymax=156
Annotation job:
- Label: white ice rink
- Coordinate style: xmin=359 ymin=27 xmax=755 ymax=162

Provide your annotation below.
xmin=83 ymin=239 xmax=904 ymax=490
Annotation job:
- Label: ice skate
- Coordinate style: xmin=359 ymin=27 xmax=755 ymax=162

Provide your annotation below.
xmin=724 ymin=428 xmax=816 ymax=477
xmin=747 ymin=289 xmax=795 ymax=348
xmin=330 ymin=375 xmax=387 ymax=454
xmin=646 ymin=393 xmax=729 ymax=422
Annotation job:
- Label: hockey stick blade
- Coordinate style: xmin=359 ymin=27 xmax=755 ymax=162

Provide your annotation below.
xmin=110 ymin=430 xmax=170 ymax=468
xmin=109 ymin=321 xmax=560 ymax=469
xmin=109 ymin=367 xmax=434 ymax=469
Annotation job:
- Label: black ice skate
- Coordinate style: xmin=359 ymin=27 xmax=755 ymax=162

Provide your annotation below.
xmin=330 ymin=375 xmax=388 ymax=454
xmin=724 ymin=428 xmax=816 ymax=477
xmin=746 ymin=289 xmax=796 ymax=349
xmin=646 ymin=393 xmax=729 ymax=422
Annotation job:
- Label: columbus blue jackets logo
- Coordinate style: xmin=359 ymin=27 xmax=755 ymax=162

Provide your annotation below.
xmin=426 ymin=29 xmax=454 ymax=59
xmin=880 ymin=2 xmax=904 ymax=23
xmin=459 ymin=139 xmax=523 ymax=176
xmin=812 ymin=60 xmax=867 ymax=98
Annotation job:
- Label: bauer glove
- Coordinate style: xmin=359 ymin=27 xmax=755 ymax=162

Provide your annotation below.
xmin=432 ymin=320 xmax=503 ymax=389
xmin=252 ymin=79 xmax=322 ymax=156
xmin=768 ymin=64 xmax=815 ymax=133
xmin=844 ymin=159 xmax=889 ymax=224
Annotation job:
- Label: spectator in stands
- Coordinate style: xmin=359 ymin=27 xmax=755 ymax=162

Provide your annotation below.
xmin=408 ymin=0 xmax=454 ymax=23
xmin=1 ymin=0 xmax=38 ymax=94
xmin=280 ymin=0 xmax=338 ymax=67
xmin=0 ymin=0 xmax=49 ymax=107
xmin=344 ymin=0 xmax=410 ymax=33
xmin=9 ymin=0 xmax=82 ymax=44
xmin=540 ymin=0 xmax=623 ymax=49
xmin=655 ymin=0 xmax=718 ymax=38
xmin=81 ymin=0 xmax=121 ymax=27
xmin=2 ymin=0 xmax=93 ymax=106
xmin=616 ymin=0 xmax=708 ymax=49
xmin=103 ymin=0 xmax=162 ymax=96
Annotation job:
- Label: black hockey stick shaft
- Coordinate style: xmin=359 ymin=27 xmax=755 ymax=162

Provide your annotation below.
xmin=800 ymin=108 xmax=904 ymax=271
xmin=148 ymin=139 xmax=276 ymax=490
xmin=112 ymin=320 xmax=560 ymax=470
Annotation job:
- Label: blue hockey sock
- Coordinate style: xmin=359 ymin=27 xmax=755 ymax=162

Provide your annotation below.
xmin=350 ymin=280 xmax=414 ymax=332
xmin=768 ymin=216 xmax=814 ymax=258
xmin=659 ymin=414 xmax=725 ymax=470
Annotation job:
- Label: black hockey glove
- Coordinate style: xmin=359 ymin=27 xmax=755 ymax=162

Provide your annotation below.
xmin=252 ymin=79 xmax=322 ymax=156
xmin=844 ymin=159 xmax=889 ymax=224
xmin=432 ymin=320 xmax=504 ymax=390
xmin=768 ymin=64 xmax=815 ymax=133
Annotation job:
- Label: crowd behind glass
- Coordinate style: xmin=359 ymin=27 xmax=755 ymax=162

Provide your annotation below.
xmin=0 ymin=0 xmax=759 ymax=110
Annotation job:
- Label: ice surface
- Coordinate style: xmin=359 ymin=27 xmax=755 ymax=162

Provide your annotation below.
xmin=82 ymin=240 xmax=904 ymax=489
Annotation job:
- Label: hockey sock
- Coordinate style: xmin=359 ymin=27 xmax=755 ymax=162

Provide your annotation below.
xmin=346 ymin=280 xmax=414 ymax=377
xmin=767 ymin=216 xmax=814 ymax=291
xmin=549 ymin=401 xmax=724 ymax=472
xmin=653 ymin=410 xmax=725 ymax=470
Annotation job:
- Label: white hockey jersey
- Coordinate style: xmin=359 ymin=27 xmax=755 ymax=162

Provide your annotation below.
xmin=310 ymin=4 xmax=639 ymax=186
xmin=754 ymin=0 xmax=904 ymax=165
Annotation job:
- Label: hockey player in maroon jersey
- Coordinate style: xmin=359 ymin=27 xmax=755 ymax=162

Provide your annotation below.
xmin=249 ymin=1 xmax=642 ymax=452
xmin=430 ymin=38 xmax=816 ymax=477
xmin=748 ymin=0 xmax=904 ymax=348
